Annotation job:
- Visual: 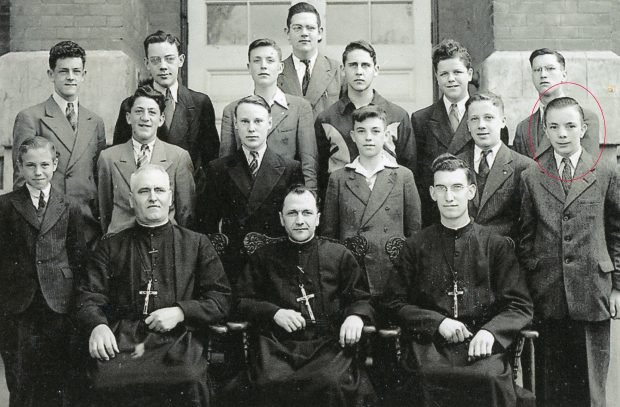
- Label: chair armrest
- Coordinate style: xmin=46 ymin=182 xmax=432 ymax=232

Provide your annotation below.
xmin=227 ymin=321 xmax=250 ymax=331
xmin=520 ymin=329 xmax=539 ymax=339
xmin=208 ymin=324 xmax=229 ymax=335
xmin=378 ymin=326 xmax=402 ymax=339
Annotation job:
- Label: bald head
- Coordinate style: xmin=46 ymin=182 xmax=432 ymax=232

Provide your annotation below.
xmin=129 ymin=164 xmax=172 ymax=225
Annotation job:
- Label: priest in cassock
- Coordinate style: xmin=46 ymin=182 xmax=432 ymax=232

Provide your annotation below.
xmin=75 ymin=164 xmax=231 ymax=407
xmin=381 ymin=153 xmax=533 ymax=407
xmin=230 ymin=184 xmax=377 ymax=407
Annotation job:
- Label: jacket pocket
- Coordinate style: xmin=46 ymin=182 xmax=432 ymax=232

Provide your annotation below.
xmin=61 ymin=267 xmax=74 ymax=278
xmin=598 ymin=260 xmax=615 ymax=273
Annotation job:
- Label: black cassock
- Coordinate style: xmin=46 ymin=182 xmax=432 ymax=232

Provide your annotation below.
xmin=232 ymin=237 xmax=377 ymax=407
xmin=382 ymin=222 xmax=533 ymax=407
xmin=75 ymin=223 xmax=231 ymax=407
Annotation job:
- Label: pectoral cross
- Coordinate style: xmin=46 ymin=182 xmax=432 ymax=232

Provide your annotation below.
xmin=447 ymin=280 xmax=464 ymax=318
xmin=296 ymin=284 xmax=316 ymax=323
xmin=139 ymin=278 xmax=158 ymax=315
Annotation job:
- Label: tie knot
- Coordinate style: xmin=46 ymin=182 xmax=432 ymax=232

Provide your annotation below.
xmin=250 ymin=150 xmax=259 ymax=159
xmin=141 ymin=144 xmax=150 ymax=153
xmin=38 ymin=190 xmax=46 ymax=210
xmin=67 ymin=102 xmax=74 ymax=110
xmin=301 ymin=59 xmax=311 ymax=67
xmin=450 ymin=103 xmax=458 ymax=111
xmin=562 ymin=157 xmax=570 ymax=166
xmin=481 ymin=149 xmax=491 ymax=158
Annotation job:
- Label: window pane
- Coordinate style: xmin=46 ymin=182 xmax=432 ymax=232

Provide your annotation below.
xmin=207 ymin=3 xmax=248 ymax=45
xmin=371 ymin=2 xmax=414 ymax=44
xmin=250 ymin=3 xmax=289 ymax=44
xmin=326 ymin=3 xmax=369 ymax=44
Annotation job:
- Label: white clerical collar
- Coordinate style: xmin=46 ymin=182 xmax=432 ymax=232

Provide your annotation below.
xmin=288 ymin=234 xmax=315 ymax=245
xmin=136 ymin=219 xmax=170 ymax=228
xmin=443 ymin=94 xmax=468 ymax=121
xmin=554 ymin=147 xmax=582 ymax=175
xmin=26 ymin=183 xmax=51 ymax=208
xmin=242 ymin=143 xmax=268 ymax=168
xmin=53 ymin=92 xmax=79 ymax=117
xmin=473 ymin=142 xmax=502 ymax=172
xmin=153 ymin=81 xmax=178 ymax=103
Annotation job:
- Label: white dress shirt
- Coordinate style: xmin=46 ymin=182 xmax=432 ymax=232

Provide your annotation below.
xmin=292 ymin=53 xmax=318 ymax=90
xmin=473 ymin=142 xmax=502 ymax=173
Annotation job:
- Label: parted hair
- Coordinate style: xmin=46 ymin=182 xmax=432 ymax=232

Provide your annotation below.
xmin=529 ymin=48 xmax=566 ymax=70
xmin=286 ymin=2 xmax=322 ymax=28
xmin=543 ymin=96 xmax=585 ymax=126
xmin=466 ymin=91 xmax=505 ymax=114
xmin=248 ymin=38 xmax=282 ymax=61
xmin=127 ymin=85 xmax=166 ymax=113
xmin=143 ymin=30 xmax=182 ymax=56
xmin=342 ymin=40 xmax=377 ymax=65
xmin=432 ymin=39 xmax=472 ymax=72
xmin=431 ymin=153 xmax=474 ymax=185
xmin=351 ymin=105 xmax=387 ymax=127
xmin=234 ymin=94 xmax=271 ymax=117
xmin=49 ymin=41 xmax=86 ymax=70
xmin=17 ymin=137 xmax=57 ymax=164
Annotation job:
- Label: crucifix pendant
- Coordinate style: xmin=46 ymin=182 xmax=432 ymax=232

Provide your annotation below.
xmin=296 ymin=284 xmax=316 ymax=323
xmin=447 ymin=280 xmax=464 ymax=318
xmin=139 ymin=278 xmax=158 ymax=315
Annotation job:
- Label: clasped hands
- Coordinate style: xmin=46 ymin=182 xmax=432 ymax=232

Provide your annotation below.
xmin=88 ymin=306 xmax=185 ymax=360
xmin=273 ymin=309 xmax=364 ymax=348
xmin=438 ymin=318 xmax=495 ymax=362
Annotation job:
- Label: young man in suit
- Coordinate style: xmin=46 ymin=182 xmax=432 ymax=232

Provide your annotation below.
xmin=113 ymin=30 xmax=219 ymax=193
xmin=219 ymin=38 xmax=317 ymax=188
xmin=12 ymin=40 xmax=106 ymax=248
xmin=0 ymin=137 xmax=86 ymax=407
xmin=99 ymin=85 xmax=195 ymax=235
xmin=277 ymin=2 xmax=343 ymax=118
xmin=199 ymin=95 xmax=303 ymax=283
xmin=457 ymin=92 xmax=533 ymax=239
xmin=322 ymin=105 xmax=421 ymax=297
xmin=518 ymin=97 xmax=620 ymax=407
xmin=512 ymin=48 xmax=599 ymax=159
xmin=316 ymin=40 xmax=416 ymax=200
xmin=412 ymin=39 xmax=474 ymax=227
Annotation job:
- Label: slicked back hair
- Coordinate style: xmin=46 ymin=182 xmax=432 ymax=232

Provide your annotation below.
xmin=248 ymin=38 xmax=282 ymax=62
xmin=143 ymin=30 xmax=182 ymax=56
xmin=466 ymin=91 xmax=505 ymax=114
xmin=281 ymin=183 xmax=320 ymax=211
xmin=543 ymin=96 xmax=585 ymax=126
xmin=342 ymin=40 xmax=377 ymax=65
xmin=234 ymin=94 xmax=271 ymax=117
xmin=286 ymin=2 xmax=321 ymax=28
xmin=17 ymin=137 xmax=57 ymax=164
xmin=431 ymin=153 xmax=474 ymax=185
xmin=351 ymin=105 xmax=387 ymax=127
xmin=529 ymin=48 xmax=566 ymax=70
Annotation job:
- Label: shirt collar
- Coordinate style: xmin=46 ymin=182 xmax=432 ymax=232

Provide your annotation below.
xmin=271 ymin=88 xmax=289 ymax=109
xmin=443 ymin=94 xmax=468 ymax=118
xmin=474 ymin=142 xmax=502 ymax=166
xmin=52 ymin=92 xmax=78 ymax=116
xmin=338 ymin=90 xmax=384 ymax=115
xmin=554 ymin=147 xmax=582 ymax=172
xmin=292 ymin=52 xmax=318 ymax=72
xmin=345 ymin=152 xmax=398 ymax=175
xmin=26 ymin=183 xmax=51 ymax=205
xmin=242 ymin=143 xmax=268 ymax=166
xmin=132 ymin=138 xmax=157 ymax=156
xmin=153 ymin=81 xmax=179 ymax=103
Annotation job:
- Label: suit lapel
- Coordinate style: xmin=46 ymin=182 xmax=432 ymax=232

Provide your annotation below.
xmin=305 ymin=55 xmax=336 ymax=107
xmin=67 ymin=106 xmax=96 ymax=170
xmin=478 ymin=144 xmax=513 ymax=211
xmin=247 ymin=149 xmax=285 ymax=214
xmin=269 ymin=102 xmax=289 ymax=137
xmin=428 ymin=100 xmax=454 ymax=149
xmin=345 ymin=170 xmax=371 ymax=205
xmin=360 ymin=169 xmax=397 ymax=227
xmin=564 ymin=153 xmax=596 ymax=209
xmin=114 ymin=140 xmax=137 ymax=189
xmin=41 ymin=97 xmax=77 ymax=162
xmin=39 ymin=188 xmax=67 ymax=236
xmin=11 ymin=187 xmax=41 ymax=230
xmin=226 ymin=150 xmax=252 ymax=199
xmin=533 ymin=110 xmax=552 ymax=158
xmin=169 ymin=86 xmax=193 ymax=141
xmin=150 ymin=138 xmax=173 ymax=171
xmin=448 ymin=104 xmax=472 ymax=154
xmin=537 ymin=152 xmax=565 ymax=204
xmin=279 ymin=56 xmax=302 ymax=95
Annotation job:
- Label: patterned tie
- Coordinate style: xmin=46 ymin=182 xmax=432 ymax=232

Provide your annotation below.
xmin=249 ymin=151 xmax=259 ymax=179
xmin=301 ymin=60 xmax=311 ymax=96
xmin=137 ymin=144 xmax=150 ymax=168
xmin=477 ymin=149 xmax=491 ymax=196
xmin=66 ymin=102 xmax=77 ymax=132
xmin=448 ymin=103 xmax=460 ymax=132
xmin=561 ymin=157 xmax=572 ymax=195
xmin=38 ymin=190 xmax=46 ymax=211
xmin=164 ymin=88 xmax=175 ymax=130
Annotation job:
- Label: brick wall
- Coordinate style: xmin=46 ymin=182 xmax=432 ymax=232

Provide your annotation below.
xmin=146 ymin=0 xmax=180 ymax=36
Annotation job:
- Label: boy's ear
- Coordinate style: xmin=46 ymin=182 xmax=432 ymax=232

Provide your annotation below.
xmin=429 ymin=186 xmax=437 ymax=202
xmin=129 ymin=192 xmax=135 ymax=209
xmin=52 ymin=158 xmax=59 ymax=172
xmin=126 ymin=111 xmax=132 ymax=125
xmin=279 ymin=211 xmax=285 ymax=227
xmin=466 ymin=184 xmax=476 ymax=201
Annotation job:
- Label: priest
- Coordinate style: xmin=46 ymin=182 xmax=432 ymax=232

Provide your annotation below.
xmin=232 ymin=184 xmax=377 ymax=407
xmin=381 ymin=154 xmax=533 ymax=407
xmin=75 ymin=164 xmax=231 ymax=407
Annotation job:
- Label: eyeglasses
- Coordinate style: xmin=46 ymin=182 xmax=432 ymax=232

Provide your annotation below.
xmin=532 ymin=65 xmax=560 ymax=74
xmin=433 ymin=184 xmax=467 ymax=194
xmin=148 ymin=55 xmax=179 ymax=65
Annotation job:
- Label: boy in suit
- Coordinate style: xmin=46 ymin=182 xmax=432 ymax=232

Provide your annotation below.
xmin=458 ymin=92 xmax=533 ymax=239
xmin=98 ymin=85 xmax=195 ymax=235
xmin=323 ymin=105 xmax=421 ymax=297
xmin=113 ymin=30 xmax=219 ymax=193
xmin=518 ymin=96 xmax=620 ymax=407
xmin=277 ymin=2 xmax=343 ymax=118
xmin=512 ymin=48 xmax=599 ymax=159
xmin=219 ymin=38 xmax=317 ymax=188
xmin=412 ymin=39 xmax=474 ymax=227
xmin=316 ymin=40 xmax=416 ymax=200
xmin=199 ymin=95 xmax=303 ymax=282
xmin=12 ymin=40 xmax=106 ymax=248
xmin=0 ymin=137 xmax=86 ymax=407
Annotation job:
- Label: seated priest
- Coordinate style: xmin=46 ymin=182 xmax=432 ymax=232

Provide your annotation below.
xmin=381 ymin=153 xmax=533 ymax=407
xmin=75 ymin=164 xmax=231 ymax=407
xmin=231 ymin=184 xmax=377 ymax=407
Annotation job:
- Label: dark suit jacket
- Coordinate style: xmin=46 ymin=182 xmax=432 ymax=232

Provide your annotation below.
xmin=12 ymin=96 xmax=106 ymax=245
xmin=412 ymin=98 xmax=473 ymax=226
xmin=113 ymin=83 xmax=219 ymax=191
xmin=512 ymin=107 xmax=600 ymax=159
xmin=0 ymin=186 xmax=85 ymax=315
xmin=519 ymin=150 xmax=620 ymax=321
xmin=97 ymin=138 xmax=196 ymax=235
xmin=277 ymin=54 xmax=343 ymax=118
xmin=219 ymin=93 xmax=317 ymax=188
xmin=458 ymin=143 xmax=534 ymax=239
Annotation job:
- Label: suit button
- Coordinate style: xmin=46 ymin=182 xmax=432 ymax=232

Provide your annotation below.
xmin=385 ymin=207 xmax=390 ymax=211
xmin=37 ymin=260 xmax=42 ymax=264
xmin=564 ymin=236 xmax=571 ymax=242
xmin=384 ymin=227 xmax=388 ymax=232
xmin=565 ymin=258 xmax=571 ymax=264
xmin=562 ymin=215 xmax=569 ymax=221
xmin=66 ymin=173 xmax=72 ymax=178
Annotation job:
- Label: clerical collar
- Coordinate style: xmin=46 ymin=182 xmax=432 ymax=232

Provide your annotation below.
xmin=440 ymin=220 xmax=473 ymax=238
xmin=287 ymin=234 xmax=316 ymax=247
xmin=135 ymin=220 xmax=172 ymax=235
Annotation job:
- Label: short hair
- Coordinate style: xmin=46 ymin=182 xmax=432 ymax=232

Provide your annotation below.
xmin=248 ymin=38 xmax=282 ymax=62
xmin=543 ymin=96 xmax=585 ymax=126
xmin=342 ymin=40 xmax=377 ymax=65
xmin=143 ymin=30 xmax=182 ymax=56
xmin=234 ymin=94 xmax=271 ymax=117
xmin=431 ymin=153 xmax=474 ymax=185
xmin=352 ymin=105 xmax=387 ymax=127
xmin=17 ymin=137 xmax=57 ymax=164
xmin=129 ymin=164 xmax=170 ymax=192
xmin=281 ymin=183 xmax=320 ymax=211
xmin=49 ymin=41 xmax=86 ymax=70
xmin=529 ymin=48 xmax=565 ymax=70
xmin=465 ymin=91 xmax=505 ymax=114
xmin=432 ymin=39 xmax=472 ymax=72
xmin=286 ymin=2 xmax=322 ymax=28
xmin=127 ymin=85 xmax=166 ymax=113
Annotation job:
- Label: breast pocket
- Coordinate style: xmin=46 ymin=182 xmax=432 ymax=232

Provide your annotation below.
xmin=60 ymin=267 xmax=73 ymax=279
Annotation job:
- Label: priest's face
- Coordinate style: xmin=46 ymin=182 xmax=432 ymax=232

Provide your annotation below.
xmin=279 ymin=190 xmax=320 ymax=242
xmin=129 ymin=167 xmax=173 ymax=225
xmin=430 ymin=169 xmax=475 ymax=222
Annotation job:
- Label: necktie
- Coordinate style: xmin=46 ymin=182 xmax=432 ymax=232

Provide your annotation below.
xmin=477 ymin=149 xmax=491 ymax=196
xmin=448 ymin=103 xmax=460 ymax=132
xmin=164 ymin=88 xmax=175 ymax=130
xmin=301 ymin=60 xmax=311 ymax=96
xmin=66 ymin=102 xmax=77 ymax=132
xmin=38 ymin=190 xmax=46 ymax=211
xmin=137 ymin=144 xmax=150 ymax=168
xmin=561 ymin=157 xmax=572 ymax=195
xmin=249 ymin=151 xmax=259 ymax=179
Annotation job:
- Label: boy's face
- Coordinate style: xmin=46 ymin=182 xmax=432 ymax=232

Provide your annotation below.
xmin=531 ymin=54 xmax=566 ymax=97
xmin=19 ymin=147 xmax=58 ymax=190
xmin=351 ymin=117 xmax=387 ymax=159
xmin=344 ymin=49 xmax=378 ymax=93
xmin=145 ymin=41 xmax=185 ymax=88
xmin=279 ymin=191 xmax=320 ymax=242
xmin=466 ymin=100 xmax=505 ymax=149
xmin=47 ymin=57 xmax=85 ymax=102
xmin=430 ymin=169 xmax=475 ymax=222
xmin=248 ymin=46 xmax=283 ymax=87
xmin=545 ymin=105 xmax=586 ymax=158
xmin=126 ymin=96 xmax=165 ymax=144
xmin=235 ymin=102 xmax=272 ymax=151
xmin=435 ymin=57 xmax=472 ymax=103
xmin=130 ymin=169 xmax=172 ymax=225
xmin=285 ymin=12 xmax=323 ymax=57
